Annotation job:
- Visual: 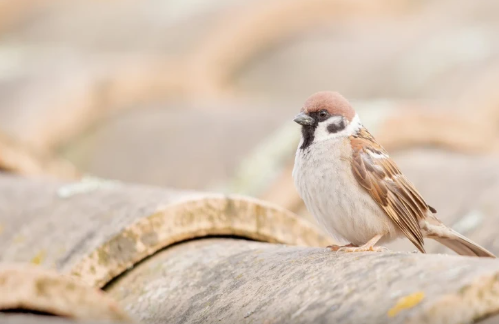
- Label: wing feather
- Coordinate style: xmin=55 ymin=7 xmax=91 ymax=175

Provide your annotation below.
xmin=350 ymin=128 xmax=431 ymax=253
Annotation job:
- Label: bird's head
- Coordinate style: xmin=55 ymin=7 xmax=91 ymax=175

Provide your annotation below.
xmin=294 ymin=91 xmax=360 ymax=149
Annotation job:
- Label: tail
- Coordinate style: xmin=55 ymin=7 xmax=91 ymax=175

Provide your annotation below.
xmin=423 ymin=217 xmax=495 ymax=258
xmin=431 ymin=231 xmax=495 ymax=258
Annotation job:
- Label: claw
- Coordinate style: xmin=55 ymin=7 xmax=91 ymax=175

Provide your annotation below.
xmin=339 ymin=245 xmax=388 ymax=253
xmin=326 ymin=235 xmax=388 ymax=253
xmin=331 ymin=234 xmax=387 ymax=253
xmin=326 ymin=243 xmax=358 ymax=251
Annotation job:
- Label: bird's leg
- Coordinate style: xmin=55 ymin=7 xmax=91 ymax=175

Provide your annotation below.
xmin=327 ymin=243 xmax=358 ymax=251
xmin=338 ymin=234 xmax=387 ymax=252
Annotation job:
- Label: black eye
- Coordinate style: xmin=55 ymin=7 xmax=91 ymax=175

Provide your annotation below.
xmin=319 ymin=110 xmax=329 ymax=119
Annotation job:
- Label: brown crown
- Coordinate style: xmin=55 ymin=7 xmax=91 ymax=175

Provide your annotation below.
xmin=302 ymin=91 xmax=356 ymax=121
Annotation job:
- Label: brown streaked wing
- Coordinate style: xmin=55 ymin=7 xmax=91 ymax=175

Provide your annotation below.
xmin=350 ymin=127 xmax=431 ymax=253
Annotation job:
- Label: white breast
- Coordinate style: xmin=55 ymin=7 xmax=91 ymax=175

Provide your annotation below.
xmin=292 ymin=138 xmax=400 ymax=245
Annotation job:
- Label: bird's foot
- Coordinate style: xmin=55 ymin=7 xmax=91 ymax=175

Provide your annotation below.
xmin=327 ymin=243 xmax=358 ymax=251
xmin=338 ymin=245 xmax=388 ymax=253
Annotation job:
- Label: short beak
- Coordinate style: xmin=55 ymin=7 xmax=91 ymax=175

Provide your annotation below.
xmin=293 ymin=112 xmax=315 ymax=126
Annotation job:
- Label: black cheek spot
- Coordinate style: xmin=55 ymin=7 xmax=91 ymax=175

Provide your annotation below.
xmin=327 ymin=120 xmax=346 ymax=133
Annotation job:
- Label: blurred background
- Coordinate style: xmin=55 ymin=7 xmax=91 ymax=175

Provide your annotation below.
xmin=1 ymin=0 xmax=499 ymax=253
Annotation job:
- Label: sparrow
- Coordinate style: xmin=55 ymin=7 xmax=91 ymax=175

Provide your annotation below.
xmin=292 ymin=91 xmax=495 ymax=257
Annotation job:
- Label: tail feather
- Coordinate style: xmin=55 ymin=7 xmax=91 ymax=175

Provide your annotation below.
xmin=431 ymin=231 xmax=495 ymax=258
xmin=423 ymin=217 xmax=495 ymax=258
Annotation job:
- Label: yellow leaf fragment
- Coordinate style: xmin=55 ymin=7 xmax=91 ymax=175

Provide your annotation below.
xmin=31 ymin=250 xmax=46 ymax=265
xmin=388 ymin=291 xmax=425 ymax=317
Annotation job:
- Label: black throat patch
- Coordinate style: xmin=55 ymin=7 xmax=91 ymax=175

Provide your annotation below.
xmin=299 ymin=111 xmax=320 ymax=150
xmin=300 ymin=125 xmax=316 ymax=150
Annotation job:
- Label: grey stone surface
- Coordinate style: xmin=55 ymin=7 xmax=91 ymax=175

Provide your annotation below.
xmin=107 ymin=238 xmax=499 ymax=324
xmin=0 ymin=174 xmax=328 ymax=287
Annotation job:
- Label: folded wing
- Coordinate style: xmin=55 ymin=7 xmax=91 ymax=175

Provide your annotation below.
xmin=349 ymin=128 xmax=436 ymax=253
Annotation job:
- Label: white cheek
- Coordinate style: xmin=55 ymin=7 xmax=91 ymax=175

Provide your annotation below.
xmin=313 ymin=114 xmax=361 ymax=142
